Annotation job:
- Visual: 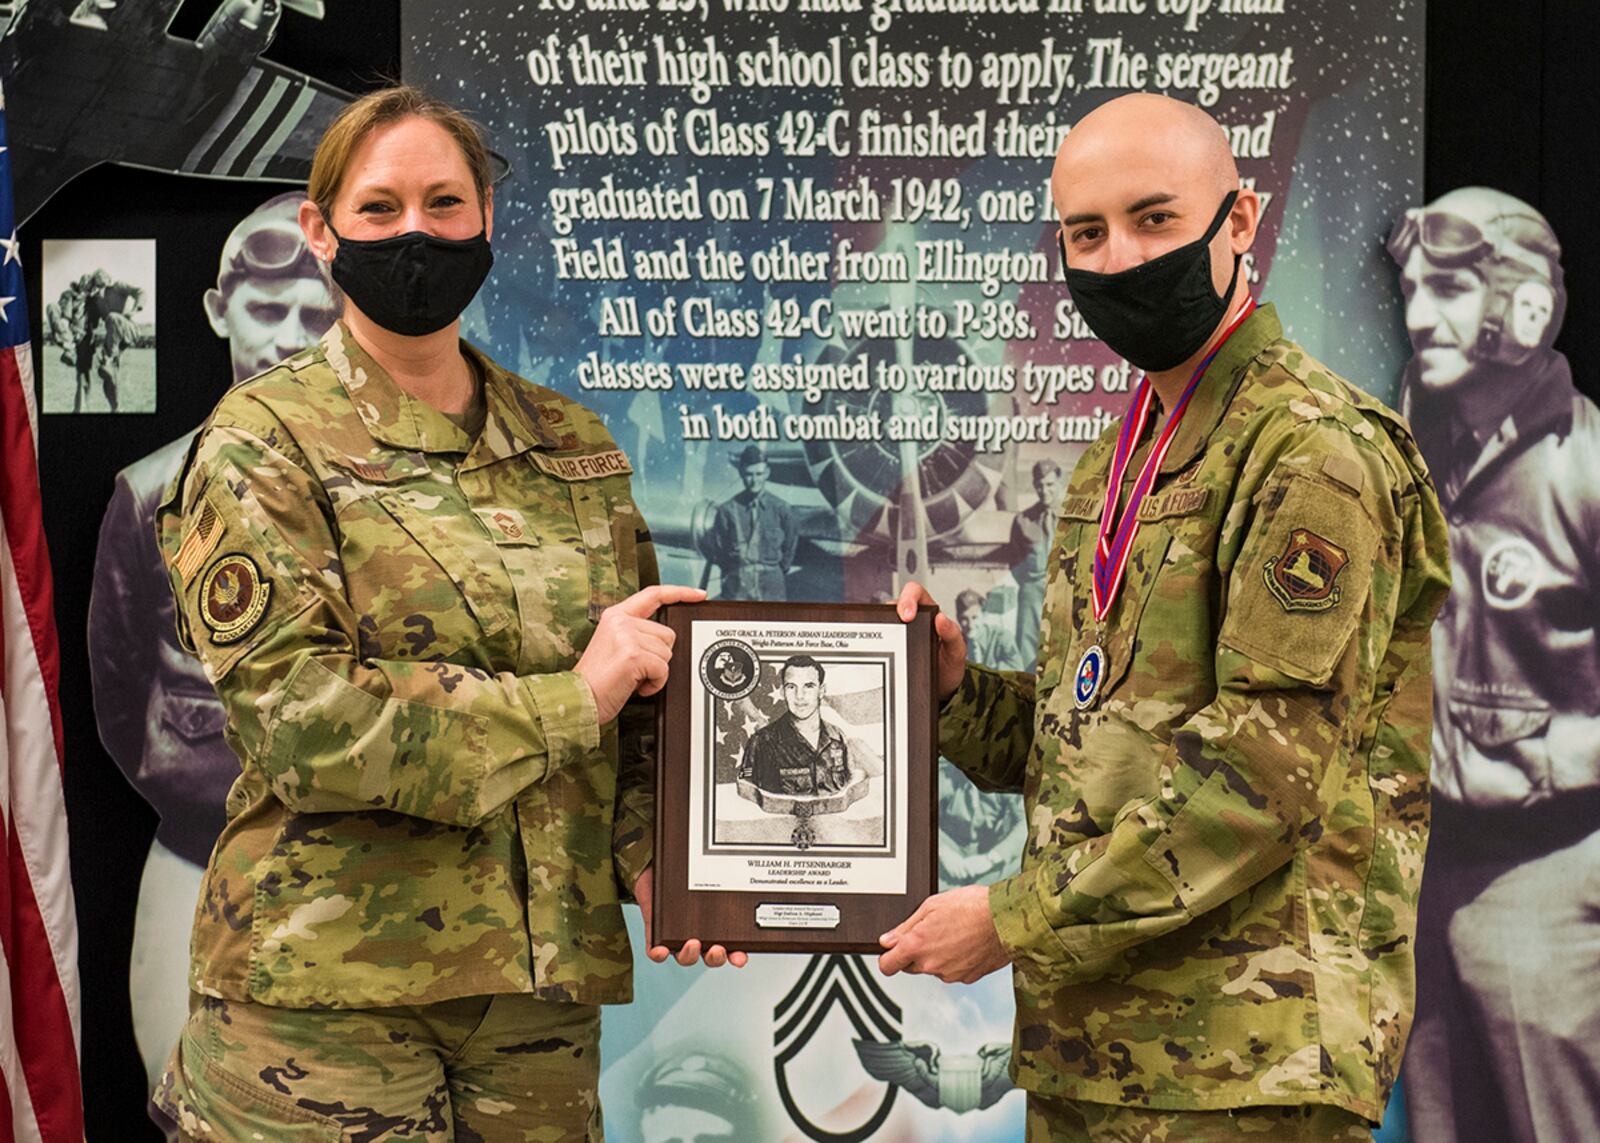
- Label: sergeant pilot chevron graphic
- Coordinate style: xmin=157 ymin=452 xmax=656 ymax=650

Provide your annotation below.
xmin=774 ymin=955 xmax=902 ymax=1143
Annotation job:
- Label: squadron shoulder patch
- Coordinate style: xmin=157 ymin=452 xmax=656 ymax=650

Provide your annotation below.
xmin=174 ymin=500 xmax=223 ymax=583
xmin=1263 ymin=529 xmax=1349 ymax=613
xmin=199 ymin=553 xmax=273 ymax=644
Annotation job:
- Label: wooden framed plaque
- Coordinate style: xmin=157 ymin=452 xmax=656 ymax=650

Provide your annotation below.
xmin=652 ymin=601 xmax=938 ymax=954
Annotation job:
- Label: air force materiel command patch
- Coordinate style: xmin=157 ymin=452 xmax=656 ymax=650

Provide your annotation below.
xmin=1264 ymin=528 xmax=1350 ymax=613
xmin=199 ymin=553 xmax=272 ymax=644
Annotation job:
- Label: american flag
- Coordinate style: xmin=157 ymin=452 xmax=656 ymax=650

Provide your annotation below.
xmin=0 ymin=83 xmax=84 ymax=1142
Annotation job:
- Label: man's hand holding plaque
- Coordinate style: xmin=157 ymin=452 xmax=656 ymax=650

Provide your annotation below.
xmin=871 ymin=582 xmax=1011 ymax=985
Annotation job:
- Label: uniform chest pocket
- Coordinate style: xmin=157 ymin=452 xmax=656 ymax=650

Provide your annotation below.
xmin=326 ymin=458 xmax=517 ymax=661
xmin=157 ymin=689 xmax=229 ymax=744
xmin=376 ymin=491 xmax=517 ymax=642
xmin=529 ymin=452 xmax=643 ymax=622
xmin=1046 ymin=490 xmax=1197 ymax=708
xmin=1106 ymin=484 xmax=1220 ymax=701
xmin=1140 ymin=485 xmax=1217 ymax=560
xmin=1096 ymin=528 xmax=1174 ymax=704
xmin=1139 ymin=483 xmax=1222 ymax=636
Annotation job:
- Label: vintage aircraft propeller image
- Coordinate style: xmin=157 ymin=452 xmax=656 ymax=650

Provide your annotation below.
xmin=645 ymin=220 xmax=1026 ymax=600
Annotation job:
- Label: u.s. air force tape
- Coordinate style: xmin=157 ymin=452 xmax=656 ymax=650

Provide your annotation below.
xmin=529 ymin=449 xmax=633 ymax=480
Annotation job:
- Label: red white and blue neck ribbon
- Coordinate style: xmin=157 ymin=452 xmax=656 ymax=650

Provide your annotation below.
xmin=1090 ymin=295 xmax=1257 ymax=624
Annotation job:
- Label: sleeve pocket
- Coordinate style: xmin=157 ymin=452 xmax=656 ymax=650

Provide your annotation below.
xmin=1143 ymin=767 xmax=1295 ymax=912
xmin=1219 ymin=474 xmax=1378 ymax=686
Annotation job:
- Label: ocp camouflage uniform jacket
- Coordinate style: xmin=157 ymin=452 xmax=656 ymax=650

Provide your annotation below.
xmin=940 ymin=305 xmax=1450 ymax=1120
xmin=155 ymin=322 xmax=657 ymax=1009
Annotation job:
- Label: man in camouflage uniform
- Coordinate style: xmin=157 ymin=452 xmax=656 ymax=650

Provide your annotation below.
xmin=88 ymin=191 xmax=337 ymax=1093
xmin=881 ymin=94 xmax=1450 ymax=1140
xmin=151 ymin=320 xmax=673 ymax=1139
xmin=1392 ymin=189 xmax=1600 ymax=1143
xmin=704 ymin=442 xmax=798 ymax=600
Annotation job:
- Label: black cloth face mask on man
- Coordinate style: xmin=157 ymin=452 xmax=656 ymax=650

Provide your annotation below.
xmin=326 ymin=224 xmax=495 ymax=337
xmin=1058 ymin=190 xmax=1242 ymax=373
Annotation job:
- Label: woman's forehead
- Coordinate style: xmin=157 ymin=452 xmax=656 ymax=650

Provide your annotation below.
xmin=343 ymin=117 xmax=474 ymax=189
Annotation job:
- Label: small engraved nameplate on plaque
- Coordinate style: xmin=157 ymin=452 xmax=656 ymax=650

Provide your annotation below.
xmin=756 ymin=903 xmax=841 ymax=930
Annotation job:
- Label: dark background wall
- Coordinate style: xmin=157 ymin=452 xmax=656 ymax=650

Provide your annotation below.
xmin=18 ymin=2 xmax=1595 ymax=1137
xmin=1425 ymin=0 xmax=1598 ymax=399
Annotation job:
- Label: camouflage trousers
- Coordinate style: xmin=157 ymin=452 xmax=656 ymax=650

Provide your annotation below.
xmin=1025 ymin=1094 xmax=1373 ymax=1142
xmin=153 ymin=992 xmax=602 ymax=1142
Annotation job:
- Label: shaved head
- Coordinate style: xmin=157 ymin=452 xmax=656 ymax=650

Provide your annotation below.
xmin=1055 ymin=94 xmax=1239 ymax=213
xmin=1050 ymin=93 xmax=1262 ymax=380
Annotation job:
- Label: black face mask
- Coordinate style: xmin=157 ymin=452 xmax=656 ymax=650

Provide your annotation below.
xmin=326 ymin=224 xmax=493 ymax=337
xmin=1059 ymin=191 xmax=1241 ymax=373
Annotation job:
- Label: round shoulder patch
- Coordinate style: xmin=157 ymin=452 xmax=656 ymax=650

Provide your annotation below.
xmin=199 ymin=553 xmax=273 ymax=645
xmin=1263 ymin=528 xmax=1350 ymax=613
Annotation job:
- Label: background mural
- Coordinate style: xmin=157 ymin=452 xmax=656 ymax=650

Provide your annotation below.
xmin=403 ymin=3 xmax=1424 ymax=1139
xmin=22 ymin=1 xmax=1597 ymax=1139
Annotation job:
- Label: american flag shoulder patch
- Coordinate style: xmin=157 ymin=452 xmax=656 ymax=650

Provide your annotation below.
xmin=175 ymin=499 xmax=224 ymax=582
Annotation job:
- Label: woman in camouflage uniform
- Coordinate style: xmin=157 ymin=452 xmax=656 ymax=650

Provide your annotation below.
xmin=152 ymin=87 xmax=734 ymax=1142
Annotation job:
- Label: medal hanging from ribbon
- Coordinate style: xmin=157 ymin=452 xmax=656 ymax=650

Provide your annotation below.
xmin=1074 ymin=295 xmax=1257 ymax=710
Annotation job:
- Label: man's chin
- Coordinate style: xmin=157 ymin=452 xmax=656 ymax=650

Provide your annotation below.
xmin=1414 ymin=355 xmax=1475 ymax=392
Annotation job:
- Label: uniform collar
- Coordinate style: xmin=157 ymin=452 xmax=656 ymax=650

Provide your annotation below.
xmin=1463 ymin=352 xmax=1573 ymax=449
xmin=1431 ymin=352 xmax=1577 ymax=508
xmin=778 ymin=710 xmax=838 ymax=748
xmin=321 ymin=321 xmax=566 ymax=460
xmin=1156 ymin=302 xmax=1284 ymax=475
xmin=463 ymin=341 xmax=573 ymax=468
